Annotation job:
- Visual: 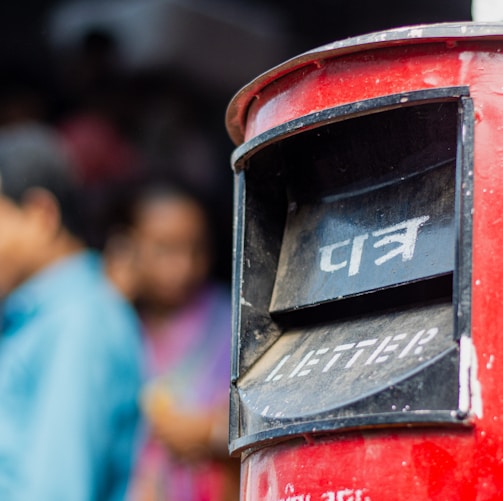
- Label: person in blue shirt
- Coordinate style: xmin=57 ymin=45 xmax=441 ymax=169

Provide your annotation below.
xmin=0 ymin=123 xmax=143 ymax=500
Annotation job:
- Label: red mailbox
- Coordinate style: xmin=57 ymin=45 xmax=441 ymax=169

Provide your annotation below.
xmin=226 ymin=23 xmax=503 ymax=500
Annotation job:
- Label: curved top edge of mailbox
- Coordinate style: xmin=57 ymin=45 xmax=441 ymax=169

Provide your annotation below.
xmin=225 ymin=21 xmax=503 ymax=146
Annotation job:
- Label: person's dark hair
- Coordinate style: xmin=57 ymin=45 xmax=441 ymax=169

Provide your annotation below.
xmin=110 ymin=175 xmax=215 ymax=252
xmin=109 ymin=173 xmax=209 ymax=228
xmin=0 ymin=122 xmax=84 ymax=239
xmin=134 ymin=184 xmax=208 ymax=225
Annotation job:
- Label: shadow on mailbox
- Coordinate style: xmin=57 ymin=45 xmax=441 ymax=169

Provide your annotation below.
xmin=230 ymin=88 xmax=473 ymax=454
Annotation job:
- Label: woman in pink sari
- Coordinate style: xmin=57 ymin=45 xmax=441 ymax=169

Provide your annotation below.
xmin=108 ymin=183 xmax=239 ymax=501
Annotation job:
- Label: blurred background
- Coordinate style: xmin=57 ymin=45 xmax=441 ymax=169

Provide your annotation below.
xmin=0 ymin=0 xmax=487 ymax=283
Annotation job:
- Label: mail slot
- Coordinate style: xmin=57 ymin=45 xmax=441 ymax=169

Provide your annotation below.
xmin=227 ymin=23 xmax=503 ymax=501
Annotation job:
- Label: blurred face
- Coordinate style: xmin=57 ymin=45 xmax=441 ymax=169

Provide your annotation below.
xmin=132 ymin=196 xmax=212 ymax=311
xmin=0 ymin=194 xmax=39 ymax=296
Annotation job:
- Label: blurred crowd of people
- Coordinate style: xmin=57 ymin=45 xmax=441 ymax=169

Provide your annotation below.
xmin=0 ymin=18 xmax=237 ymax=501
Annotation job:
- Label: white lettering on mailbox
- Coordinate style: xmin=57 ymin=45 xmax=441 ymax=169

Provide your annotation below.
xmin=275 ymin=487 xmax=371 ymax=501
xmin=319 ymin=215 xmax=430 ymax=275
xmin=264 ymin=326 xmax=439 ymax=384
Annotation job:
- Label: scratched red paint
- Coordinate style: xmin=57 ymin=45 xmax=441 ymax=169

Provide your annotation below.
xmin=227 ymin=24 xmax=503 ymax=501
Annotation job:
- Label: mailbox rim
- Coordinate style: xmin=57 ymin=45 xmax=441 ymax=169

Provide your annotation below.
xmin=231 ymin=401 xmax=469 ymax=457
xmin=225 ymin=21 xmax=503 ymax=146
xmin=230 ymin=86 xmax=469 ymax=172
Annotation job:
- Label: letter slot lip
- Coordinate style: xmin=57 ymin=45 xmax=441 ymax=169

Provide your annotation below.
xmin=232 ymin=300 xmax=464 ymax=455
xmin=270 ymin=158 xmax=456 ymax=314
xmin=238 ymin=301 xmax=455 ymax=421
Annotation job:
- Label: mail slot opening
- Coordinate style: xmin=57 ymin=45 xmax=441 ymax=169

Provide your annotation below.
xmin=267 ymin=99 xmax=458 ymax=323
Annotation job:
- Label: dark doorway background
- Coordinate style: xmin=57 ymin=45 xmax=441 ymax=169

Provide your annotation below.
xmin=0 ymin=0 xmax=473 ymax=282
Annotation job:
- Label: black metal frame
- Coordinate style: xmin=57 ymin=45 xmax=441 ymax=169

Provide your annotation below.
xmin=230 ymin=86 xmax=474 ymax=455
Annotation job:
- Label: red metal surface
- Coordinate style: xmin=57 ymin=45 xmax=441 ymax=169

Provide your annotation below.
xmin=241 ymin=428 xmax=503 ymax=500
xmin=227 ymin=23 xmax=503 ymax=501
xmin=241 ymin=42 xmax=503 ymax=143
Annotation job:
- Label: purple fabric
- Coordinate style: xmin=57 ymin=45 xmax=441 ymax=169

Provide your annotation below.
xmin=128 ymin=283 xmax=232 ymax=501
